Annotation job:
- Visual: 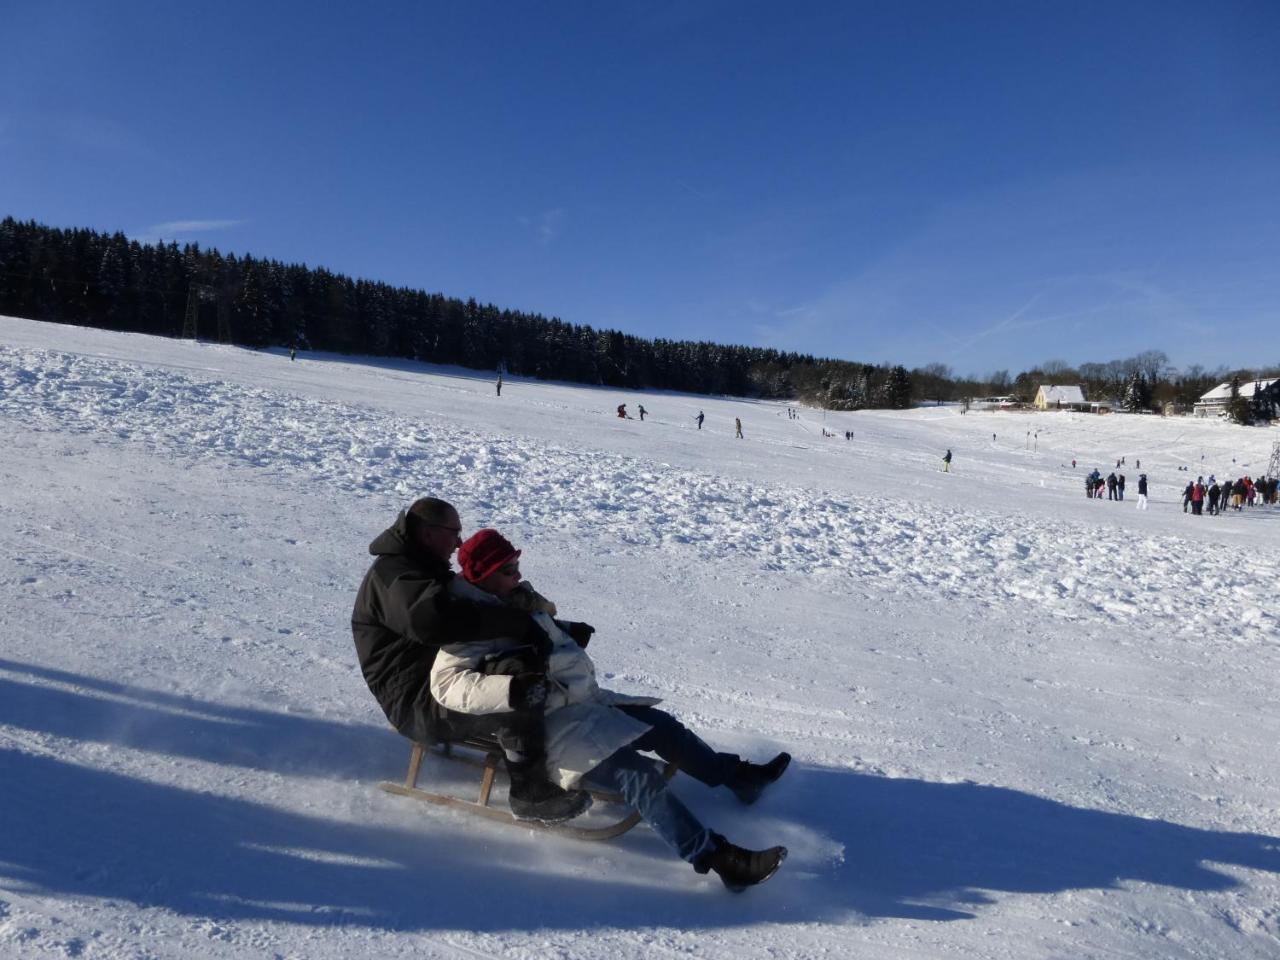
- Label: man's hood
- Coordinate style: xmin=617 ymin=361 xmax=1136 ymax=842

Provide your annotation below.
xmin=367 ymin=510 xmax=456 ymax=578
xmin=368 ymin=509 xmax=414 ymax=557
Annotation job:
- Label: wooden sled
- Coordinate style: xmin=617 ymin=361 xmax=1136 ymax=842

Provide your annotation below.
xmin=378 ymin=737 xmax=677 ymax=841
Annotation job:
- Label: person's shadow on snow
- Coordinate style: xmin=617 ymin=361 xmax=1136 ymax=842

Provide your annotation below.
xmin=794 ymin=765 xmax=1280 ymax=921
xmin=0 ymin=657 xmax=406 ymax=783
xmin=1 ymin=658 xmax=1277 ymax=930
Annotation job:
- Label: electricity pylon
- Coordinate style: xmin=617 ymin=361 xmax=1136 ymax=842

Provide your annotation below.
xmin=182 ymin=282 xmax=232 ymax=343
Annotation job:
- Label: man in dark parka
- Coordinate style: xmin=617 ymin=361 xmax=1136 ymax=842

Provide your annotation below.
xmin=352 ymin=497 xmax=543 ymax=743
xmin=352 ymin=497 xmax=591 ymax=821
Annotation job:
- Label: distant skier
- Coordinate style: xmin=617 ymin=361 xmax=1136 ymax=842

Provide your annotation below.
xmin=289 ymin=346 xmax=296 ymax=361
xmin=1136 ymin=474 xmax=1148 ymax=510
xmin=942 ymin=449 xmax=952 ymax=473
xmin=1117 ymin=474 xmax=1125 ymax=501
xmin=496 ymin=374 xmax=503 ymax=396
xmin=617 ymin=404 xmax=627 ymax=419
xmin=695 ymin=411 xmax=704 ymax=430
xmin=638 ymin=404 xmax=647 ymax=421
xmin=1106 ymin=472 xmax=1118 ymax=501
xmin=1182 ymin=481 xmax=1193 ymax=513
xmin=735 ymin=417 xmax=743 ymax=439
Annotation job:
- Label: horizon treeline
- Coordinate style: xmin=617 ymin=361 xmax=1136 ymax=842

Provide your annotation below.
xmin=921 ymin=351 xmax=1280 ymax=415
xmin=0 ymin=217 xmax=917 ymax=408
xmin=1 ymin=217 xmax=1274 ymax=412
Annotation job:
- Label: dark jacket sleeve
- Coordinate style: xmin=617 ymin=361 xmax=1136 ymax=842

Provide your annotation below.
xmin=381 ymin=569 xmax=530 ymax=646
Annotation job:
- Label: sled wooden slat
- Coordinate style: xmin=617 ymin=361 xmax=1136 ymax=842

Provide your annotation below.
xmin=404 ymin=742 xmax=425 ymax=789
xmin=378 ymin=780 xmax=647 ymax=841
xmin=478 ymin=752 xmax=498 ymax=806
xmin=378 ymin=736 xmax=676 ymax=842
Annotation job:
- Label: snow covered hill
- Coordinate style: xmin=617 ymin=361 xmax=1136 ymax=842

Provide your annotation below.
xmin=2 ymin=315 xmax=1278 ymax=959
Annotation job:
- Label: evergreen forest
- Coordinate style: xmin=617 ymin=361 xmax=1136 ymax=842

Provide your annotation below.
xmin=2 ymin=217 xmax=1275 ymax=416
xmin=0 ymin=217 xmax=913 ymax=409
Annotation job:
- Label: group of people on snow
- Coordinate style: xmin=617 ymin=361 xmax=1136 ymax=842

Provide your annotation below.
xmin=1181 ymin=475 xmax=1277 ymax=515
xmin=1084 ymin=469 xmax=1130 ymax=501
xmin=352 ymin=498 xmax=790 ymax=891
xmin=1079 ymin=465 xmax=1278 ymax=514
xmin=612 ymin=402 xmax=736 ymax=436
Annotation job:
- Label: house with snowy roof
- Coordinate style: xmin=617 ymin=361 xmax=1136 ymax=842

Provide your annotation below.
xmin=1193 ymin=378 xmax=1280 ymax=418
xmin=1033 ymin=384 xmax=1088 ymax=411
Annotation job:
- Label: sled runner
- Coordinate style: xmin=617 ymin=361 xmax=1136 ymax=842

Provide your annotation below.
xmin=378 ymin=736 xmax=677 ymax=841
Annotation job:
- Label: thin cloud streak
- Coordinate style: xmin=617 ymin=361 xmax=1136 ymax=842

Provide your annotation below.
xmin=145 ymin=219 xmax=245 ymax=235
xmin=518 ymin=209 xmax=565 ymax=246
xmin=130 ymin=219 xmax=247 ymax=245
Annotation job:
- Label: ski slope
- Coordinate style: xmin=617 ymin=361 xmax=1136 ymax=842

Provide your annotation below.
xmin=2 ymin=315 xmax=1278 ymax=960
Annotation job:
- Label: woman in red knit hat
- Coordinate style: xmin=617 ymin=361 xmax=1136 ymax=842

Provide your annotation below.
xmin=427 ymin=528 xmax=592 ymax=824
xmin=432 ymin=529 xmax=792 ymax=891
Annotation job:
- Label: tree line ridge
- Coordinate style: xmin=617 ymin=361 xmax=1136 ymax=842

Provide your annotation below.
xmin=1 ymin=217 xmax=1273 ymax=410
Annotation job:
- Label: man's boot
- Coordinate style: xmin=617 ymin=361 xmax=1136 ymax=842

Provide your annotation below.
xmin=729 ymin=751 xmax=791 ymax=805
xmin=694 ymin=833 xmax=787 ymax=891
xmin=506 ymin=761 xmax=592 ymax=824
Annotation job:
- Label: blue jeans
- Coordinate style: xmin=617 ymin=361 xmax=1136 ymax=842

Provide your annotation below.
xmin=620 ymin=705 xmax=740 ymax=787
xmin=588 ymin=706 xmax=740 ymax=863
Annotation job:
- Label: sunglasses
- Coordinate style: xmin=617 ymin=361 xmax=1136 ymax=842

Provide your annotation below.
xmin=497 ymin=563 xmax=520 ymax=577
xmin=425 ymin=523 xmax=463 ymax=540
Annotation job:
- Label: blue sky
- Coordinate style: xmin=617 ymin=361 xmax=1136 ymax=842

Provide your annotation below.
xmin=2 ymin=1 xmax=1277 ymax=376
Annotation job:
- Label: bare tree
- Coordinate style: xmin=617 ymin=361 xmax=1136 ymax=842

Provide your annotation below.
xmin=1135 ymin=350 xmax=1169 ymax=385
xmin=1040 ymin=359 xmax=1072 ymax=377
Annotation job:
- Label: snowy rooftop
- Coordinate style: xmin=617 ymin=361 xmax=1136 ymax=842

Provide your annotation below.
xmin=1037 ymin=384 xmax=1086 ymax=404
xmin=1198 ymin=377 xmax=1278 ymax=402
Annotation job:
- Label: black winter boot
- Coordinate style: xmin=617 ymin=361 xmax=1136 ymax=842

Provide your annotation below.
xmin=694 ymin=833 xmax=787 ymax=891
xmin=507 ymin=765 xmax=592 ymax=824
xmin=729 ymin=751 xmax=791 ymax=805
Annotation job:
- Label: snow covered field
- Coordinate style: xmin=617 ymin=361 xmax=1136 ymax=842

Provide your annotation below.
xmin=2 ymin=314 xmax=1278 ymax=960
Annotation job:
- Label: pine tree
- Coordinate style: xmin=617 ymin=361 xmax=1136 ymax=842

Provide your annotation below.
xmin=95 ymin=236 xmax=130 ymax=328
xmin=885 ymin=365 xmax=912 ymax=409
xmin=1228 ymin=376 xmax=1251 ymax=425
xmin=1248 ymin=380 xmax=1276 ymax=423
xmin=1122 ymin=371 xmax=1151 ymax=412
xmin=235 ymin=259 xmax=272 ymax=346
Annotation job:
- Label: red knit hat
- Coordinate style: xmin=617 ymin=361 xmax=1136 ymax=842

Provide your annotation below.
xmin=457 ymin=529 xmax=520 ymax=583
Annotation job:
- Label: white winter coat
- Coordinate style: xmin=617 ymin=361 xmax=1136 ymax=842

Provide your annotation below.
xmin=431 ymin=578 xmax=660 ymax=789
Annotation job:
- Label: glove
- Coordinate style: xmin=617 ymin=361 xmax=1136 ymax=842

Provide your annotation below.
xmin=523 ymin=617 xmax=554 ymax=659
xmin=509 ymin=673 xmax=548 ymax=711
xmin=479 ymin=648 xmax=539 ymax=676
xmin=566 ymin=622 xmax=595 ymax=649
